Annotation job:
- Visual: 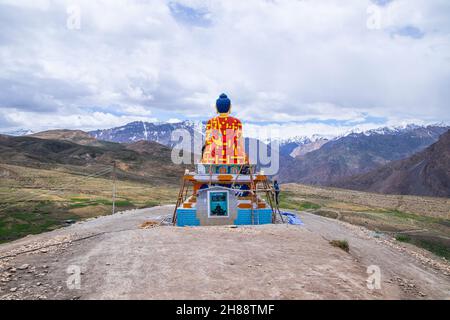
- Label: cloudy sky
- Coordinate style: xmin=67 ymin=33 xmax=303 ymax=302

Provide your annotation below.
xmin=0 ymin=0 xmax=449 ymax=138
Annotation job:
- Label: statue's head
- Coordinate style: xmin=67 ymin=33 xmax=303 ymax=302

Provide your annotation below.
xmin=216 ymin=93 xmax=231 ymax=114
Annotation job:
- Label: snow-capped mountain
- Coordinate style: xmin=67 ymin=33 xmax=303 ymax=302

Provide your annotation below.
xmin=88 ymin=121 xmax=449 ymax=161
xmin=340 ymin=123 xmax=446 ymax=139
xmin=279 ymin=124 xmax=450 ymax=185
xmin=0 ymin=129 xmax=34 ymax=136
xmin=278 ymin=134 xmax=329 ymax=158
xmin=278 ymin=135 xmax=331 ymax=158
xmin=89 ymin=120 xmax=332 ymax=158
xmin=89 ymin=121 xmax=205 ymax=147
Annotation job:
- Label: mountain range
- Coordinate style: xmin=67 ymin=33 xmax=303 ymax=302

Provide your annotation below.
xmin=277 ymin=125 xmax=449 ymax=186
xmin=1 ymin=122 xmax=449 ymax=197
xmin=89 ymin=121 xmax=203 ymax=148
xmin=335 ymin=129 xmax=450 ymax=197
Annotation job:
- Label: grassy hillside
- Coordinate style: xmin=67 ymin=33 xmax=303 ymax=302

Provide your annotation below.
xmin=281 ymin=184 xmax=450 ymax=259
xmin=0 ymin=133 xmax=188 ymax=185
xmin=0 ymin=163 xmax=178 ymax=244
xmin=0 ymin=132 xmax=192 ymax=243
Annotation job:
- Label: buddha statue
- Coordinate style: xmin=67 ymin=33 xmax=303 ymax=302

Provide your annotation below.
xmin=201 ymin=94 xmax=247 ymax=165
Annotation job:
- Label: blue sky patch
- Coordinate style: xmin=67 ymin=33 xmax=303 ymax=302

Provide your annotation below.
xmin=168 ymin=2 xmax=212 ymax=27
xmin=391 ymin=25 xmax=425 ymax=39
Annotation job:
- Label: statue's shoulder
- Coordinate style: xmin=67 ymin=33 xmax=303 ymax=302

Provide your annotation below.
xmin=206 ymin=115 xmax=242 ymax=128
xmin=226 ymin=116 xmax=242 ymax=124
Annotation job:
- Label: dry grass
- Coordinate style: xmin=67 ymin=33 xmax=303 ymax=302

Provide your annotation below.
xmin=283 ymin=183 xmax=450 ymax=219
xmin=330 ymin=240 xmax=350 ymax=253
xmin=282 ymin=183 xmax=450 ymax=259
xmin=139 ymin=221 xmax=160 ymax=229
xmin=0 ymin=164 xmax=178 ymax=243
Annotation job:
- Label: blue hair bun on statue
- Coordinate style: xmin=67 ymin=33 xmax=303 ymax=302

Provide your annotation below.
xmin=216 ymin=93 xmax=231 ymax=113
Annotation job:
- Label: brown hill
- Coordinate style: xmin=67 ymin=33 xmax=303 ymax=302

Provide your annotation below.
xmin=0 ymin=134 xmax=186 ymax=185
xmin=335 ymin=130 xmax=450 ymax=197
xmin=30 ymin=129 xmax=105 ymax=147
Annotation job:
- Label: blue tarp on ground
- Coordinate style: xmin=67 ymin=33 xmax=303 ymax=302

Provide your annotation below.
xmin=281 ymin=212 xmax=304 ymax=225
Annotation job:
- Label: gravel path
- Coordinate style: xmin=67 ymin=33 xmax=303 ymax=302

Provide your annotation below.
xmin=0 ymin=206 xmax=448 ymax=300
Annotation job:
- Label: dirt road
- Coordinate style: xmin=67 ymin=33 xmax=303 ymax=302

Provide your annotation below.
xmin=0 ymin=206 xmax=448 ymax=300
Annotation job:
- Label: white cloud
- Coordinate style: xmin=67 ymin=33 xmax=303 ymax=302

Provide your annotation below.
xmin=0 ymin=0 xmax=449 ymax=134
xmin=2 ymin=108 xmax=157 ymax=132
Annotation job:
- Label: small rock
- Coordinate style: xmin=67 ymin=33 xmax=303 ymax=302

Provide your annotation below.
xmin=419 ymin=292 xmax=427 ymax=297
xmin=36 ymin=282 xmax=42 ymax=286
xmin=10 ymin=287 xmax=17 ymax=292
xmin=17 ymin=264 xmax=30 ymax=270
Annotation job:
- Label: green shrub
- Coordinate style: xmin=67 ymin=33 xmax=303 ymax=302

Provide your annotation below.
xmin=330 ymin=239 xmax=350 ymax=253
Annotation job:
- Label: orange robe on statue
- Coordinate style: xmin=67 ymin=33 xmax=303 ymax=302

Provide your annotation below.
xmin=202 ymin=115 xmax=247 ymax=164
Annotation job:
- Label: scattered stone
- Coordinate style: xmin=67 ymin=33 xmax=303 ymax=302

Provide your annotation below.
xmin=17 ymin=264 xmax=30 ymax=270
xmin=419 ymin=292 xmax=427 ymax=297
xmin=10 ymin=287 xmax=17 ymax=292
xmin=36 ymin=282 xmax=42 ymax=286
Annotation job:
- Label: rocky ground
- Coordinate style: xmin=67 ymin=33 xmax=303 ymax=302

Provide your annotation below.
xmin=0 ymin=206 xmax=448 ymax=300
